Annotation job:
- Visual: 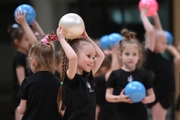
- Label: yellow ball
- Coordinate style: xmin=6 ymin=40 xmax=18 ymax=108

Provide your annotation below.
xmin=59 ymin=13 xmax=85 ymax=40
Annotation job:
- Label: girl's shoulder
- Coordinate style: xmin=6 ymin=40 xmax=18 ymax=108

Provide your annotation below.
xmin=24 ymin=72 xmax=38 ymax=83
xmin=65 ymin=71 xmax=93 ymax=85
xmin=26 ymin=71 xmax=59 ymax=81
xmin=111 ymin=69 xmax=123 ymax=77
xmin=136 ymin=68 xmax=149 ymax=75
xmin=14 ymin=51 xmax=27 ymax=57
xmin=13 ymin=51 xmax=27 ymax=60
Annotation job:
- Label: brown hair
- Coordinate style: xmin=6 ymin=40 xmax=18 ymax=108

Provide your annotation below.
xmin=27 ymin=33 xmax=57 ymax=74
xmin=119 ymin=29 xmax=144 ymax=68
xmin=8 ymin=24 xmax=25 ymax=47
xmin=55 ymin=51 xmax=62 ymax=66
xmin=57 ymin=37 xmax=93 ymax=110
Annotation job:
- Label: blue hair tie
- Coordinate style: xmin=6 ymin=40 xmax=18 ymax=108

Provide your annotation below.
xmin=12 ymin=24 xmax=19 ymax=28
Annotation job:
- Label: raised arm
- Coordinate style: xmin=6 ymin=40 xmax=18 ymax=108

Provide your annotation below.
xmin=140 ymin=8 xmax=155 ymax=51
xmin=152 ymin=12 xmax=163 ymax=30
xmin=82 ymin=31 xmax=105 ymax=75
xmin=105 ymin=45 xmax=121 ymax=80
xmin=167 ymin=45 xmax=180 ymax=58
xmin=31 ymin=20 xmax=45 ymax=36
xmin=110 ymin=45 xmax=121 ymax=71
xmin=56 ymin=27 xmax=77 ymax=80
xmin=15 ymin=11 xmax=37 ymax=45
xmin=167 ymin=45 xmax=180 ymax=67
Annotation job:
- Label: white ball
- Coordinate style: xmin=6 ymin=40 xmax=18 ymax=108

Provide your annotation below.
xmin=59 ymin=13 xmax=85 ymax=40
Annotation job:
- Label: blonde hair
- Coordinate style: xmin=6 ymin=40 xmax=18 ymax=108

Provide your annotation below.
xmin=27 ymin=34 xmax=57 ymax=73
xmin=154 ymin=30 xmax=166 ymax=41
xmin=144 ymin=30 xmax=166 ymax=45
xmin=119 ymin=29 xmax=144 ymax=68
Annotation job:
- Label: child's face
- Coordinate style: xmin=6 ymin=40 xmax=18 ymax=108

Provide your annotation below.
xmin=18 ymin=34 xmax=30 ymax=53
xmin=154 ymin=31 xmax=167 ymax=53
xmin=155 ymin=37 xmax=167 ymax=53
xmin=121 ymin=44 xmax=140 ymax=69
xmin=77 ymin=43 xmax=96 ymax=73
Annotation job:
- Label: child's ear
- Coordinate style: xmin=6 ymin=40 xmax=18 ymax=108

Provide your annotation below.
xmin=14 ymin=39 xmax=19 ymax=46
xmin=30 ymin=57 xmax=36 ymax=66
xmin=138 ymin=52 xmax=142 ymax=60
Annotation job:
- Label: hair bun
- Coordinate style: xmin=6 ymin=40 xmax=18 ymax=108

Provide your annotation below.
xmin=121 ymin=29 xmax=136 ymax=39
xmin=8 ymin=23 xmax=20 ymax=34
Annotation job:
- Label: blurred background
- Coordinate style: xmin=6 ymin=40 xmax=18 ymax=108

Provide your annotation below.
xmin=0 ymin=0 xmax=179 ymax=120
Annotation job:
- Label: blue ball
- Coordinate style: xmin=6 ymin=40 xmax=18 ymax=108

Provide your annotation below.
xmin=165 ymin=31 xmax=173 ymax=45
xmin=14 ymin=4 xmax=36 ymax=25
xmin=99 ymin=35 xmax=111 ymax=50
xmin=108 ymin=33 xmax=122 ymax=45
xmin=124 ymin=81 xmax=145 ymax=103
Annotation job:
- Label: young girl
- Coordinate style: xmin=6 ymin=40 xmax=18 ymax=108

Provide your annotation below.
xmin=105 ymin=29 xmax=155 ymax=120
xmin=8 ymin=23 xmax=30 ymax=120
xmin=140 ymin=6 xmax=179 ymax=120
xmin=17 ymin=33 xmax=60 ymax=120
xmin=56 ymin=27 xmax=105 ymax=120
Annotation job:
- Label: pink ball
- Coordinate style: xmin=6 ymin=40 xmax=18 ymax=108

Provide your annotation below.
xmin=138 ymin=0 xmax=158 ymax=17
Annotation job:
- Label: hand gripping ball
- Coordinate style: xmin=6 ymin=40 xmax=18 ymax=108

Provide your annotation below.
xmin=59 ymin=13 xmax=85 ymax=40
xmin=14 ymin=4 xmax=36 ymax=25
xmin=125 ymin=81 xmax=146 ymax=103
xmin=138 ymin=0 xmax=158 ymax=17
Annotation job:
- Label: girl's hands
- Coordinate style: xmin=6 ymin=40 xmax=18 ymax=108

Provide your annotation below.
xmin=119 ymin=89 xmax=133 ymax=104
xmin=56 ymin=27 xmax=65 ymax=41
xmin=141 ymin=7 xmax=148 ymax=15
xmin=15 ymin=11 xmax=27 ymax=25
xmin=141 ymin=97 xmax=147 ymax=104
xmin=79 ymin=30 xmax=89 ymax=39
xmin=140 ymin=3 xmax=150 ymax=15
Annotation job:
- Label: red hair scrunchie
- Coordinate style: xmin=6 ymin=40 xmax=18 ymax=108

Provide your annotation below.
xmin=127 ymin=35 xmax=132 ymax=40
